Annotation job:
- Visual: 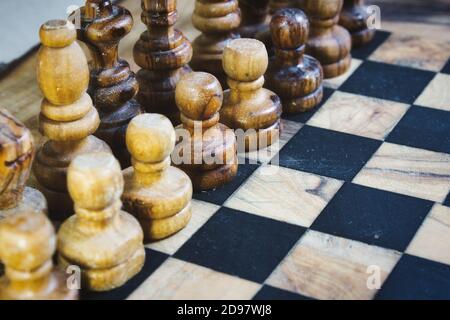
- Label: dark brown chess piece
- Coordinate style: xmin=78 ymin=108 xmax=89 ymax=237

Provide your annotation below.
xmin=174 ymin=72 xmax=238 ymax=191
xmin=78 ymin=0 xmax=142 ymax=168
xmin=134 ymin=0 xmax=193 ymax=125
xmin=296 ymin=0 xmax=352 ymax=78
xmin=339 ymin=0 xmax=376 ymax=47
xmin=34 ymin=20 xmax=111 ymax=220
xmin=238 ymin=0 xmax=270 ymax=38
xmin=0 ymin=109 xmax=47 ymax=220
xmin=266 ymin=8 xmax=324 ymax=114
xmin=191 ymin=0 xmax=241 ymax=87
xmin=221 ymin=39 xmax=282 ymax=151
xmin=0 ymin=212 xmax=78 ymax=300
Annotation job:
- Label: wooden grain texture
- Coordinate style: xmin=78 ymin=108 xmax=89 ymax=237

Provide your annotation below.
xmin=57 ymin=152 xmax=145 ymax=292
xmin=122 ymin=114 xmax=193 ymax=241
xmin=339 ymin=0 xmax=376 ymax=47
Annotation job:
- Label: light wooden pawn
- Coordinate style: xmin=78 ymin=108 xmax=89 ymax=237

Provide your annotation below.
xmin=0 ymin=109 xmax=47 ymax=220
xmin=34 ymin=20 xmax=111 ymax=220
xmin=122 ymin=114 xmax=193 ymax=241
xmin=221 ymin=39 xmax=282 ymax=151
xmin=0 ymin=212 xmax=78 ymax=300
xmin=57 ymin=152 xmax=145 ymax=292
xmin=175 ymin=72 xmax=238 ymax=191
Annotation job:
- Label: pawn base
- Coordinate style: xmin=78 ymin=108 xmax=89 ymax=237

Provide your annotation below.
xmin=284 ymin=86 xmax=324 ymax=114
xmin=0 ymin=187 xmax=48 ymax=220
xmin=351 ymin=28 xmax=376 ymax=48
xmin=322 ymin=54 xmax=352 ymax=79
xmin=245 ymin=121 xmax=281 ymax=152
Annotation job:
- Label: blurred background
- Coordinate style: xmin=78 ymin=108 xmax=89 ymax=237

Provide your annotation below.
xmin=0 ymin=0 xmax=449 ymax=74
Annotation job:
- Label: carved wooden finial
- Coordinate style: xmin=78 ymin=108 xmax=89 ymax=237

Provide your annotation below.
xmin=122 ymin=114 xmax=193 ymax=240
xmin=174 ymin=72 xmax=238 ymax=191
xmin=34 ymin=20 xmax=111 ymax=220
xmin=221 ymin=39 xmax=282 ymax=151
xmin=266 ymin=8 xmax=324 ymax=114
xmin=0 ymin=212 xmax=77 ymax=299
xmin=78 ymin=0 xmax=142 ymax=168
xmin=191 ymin=0 xmax=241 ymax=86
xmin=296 ymin=0 xmax=352 ymax=78
xmin=133 ymin=0 xmax=193 ymax=124
xmin=57 ymin=152 xmax=145 ymax=291
xmin=0 ymin=109 xmax=47 ymax=219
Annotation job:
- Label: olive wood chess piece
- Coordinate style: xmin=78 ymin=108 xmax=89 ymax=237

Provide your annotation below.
xmin=339 ymin=0 xmax=376 ymax=47
xmin=238 ymin=0 xmax=270 ymax=38
xmin=0 ymin=109 xmax=47 ymax=220
xmin=266 ymin=9 xmax=324 ymax=114
xmin=134 ymin=0 xmax=193 ymax=125
xmin=191 ymin=0 xmax=241 ymax=87
xmin=57 ymin=152 xmax=145 ymax=292
xmin=34 ymin=20 xmax=111 ymax=220
xmin=0 ymin=212 xmax=78 ymax=300
xmin=122 ymin=114 xmax=193 ymax=241
xmin=221 ymin=39 xmax=282 ymax=151
xmin=78 ymin=0 xmax=142 ymax=168
xmin=296 ymin=0 xmax=352 ymax=78
xmin=175 ymin=72 xmax=238 ymax=191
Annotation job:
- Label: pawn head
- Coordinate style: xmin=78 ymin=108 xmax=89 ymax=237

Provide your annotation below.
xmin=0 ymin=212 xmax=55 ymax=271
xmin=271 ymin=8 xmax=309 ymax=50
xmin=39 ymin=20 xmax=77 ymax=48
xmin=223 ymin=39 xmax=269 ymax=82
xmin=126 ymin=113 xmax=176 ymax=164
xmin=175 ymin=72 xmax=223 ymax=121
xmin=68 ymin=152 xmax=123 ymax=211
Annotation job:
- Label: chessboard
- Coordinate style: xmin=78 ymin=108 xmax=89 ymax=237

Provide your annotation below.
xmin=1 ymin=1 xmax=450 ymax=300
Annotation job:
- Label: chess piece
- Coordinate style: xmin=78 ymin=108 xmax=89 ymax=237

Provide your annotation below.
xmin=122 ymin=114 xmax=193 ymax=241
xmin=296 ymin=0 xmax=352 ymax=78
xmin=34 ymin=20 xmax=111 ymax=220
xmin=266 ymin=9 xmax=324 ymax=114
xmin=57 ymin=152 xmax=145 ymax=292
xmin=0 ymin=109 xmax=47 ymax=220
xmin=238 ymin=0 xmax=270 ymax=38
xmin=339 ymin=0 xmax=376 ymax=47
xmin=133 ymin=0 xmax=193 ymax=124
xmin=191 ymin=0 xmax=241 ymax=87
xmin=221 ymin=39 xmax=282 ymax=151
xmin=175 ymin=72 xmax=238 ymax=191
xmin=78 ymin=0 xmax=142 ymax=168
xmin=0 ymin=212 xmax=78 ymax=300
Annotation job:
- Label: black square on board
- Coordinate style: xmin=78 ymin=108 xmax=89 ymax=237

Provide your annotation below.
xmin=275 ymin=125 xmax=381 ymax=181
xmin=351 ymin=30 xmax=392 ymax=60
xmin=193 ymin=162 xmax=260 ymax=205
xmin=174 ymin=207 xmax=305 ymax=283
xmin=441 ymin=58 xmax=450 ymax=74
xmin=311 ymin=183 xmax=432 ymax=251
xmin=340 ymin=61 xmax=435 ymax=104
xmin=386 ymin=105 xmax=450 ymax=154
xmin=253 ymin=285 xmax=313 ymax=300
xmin=81 ymin=249 xmax=169 ymax=300
xmin=376 ymin=254 xmax=450 ymax=300
xmin=444 ymin=192 xmax=450 ymax=207
xmin=282 ymin=87 xmax=335 ymax=123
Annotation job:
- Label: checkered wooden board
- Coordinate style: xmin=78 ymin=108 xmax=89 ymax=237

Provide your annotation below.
xmin=75 ymin=30 xmax=450 ymax=300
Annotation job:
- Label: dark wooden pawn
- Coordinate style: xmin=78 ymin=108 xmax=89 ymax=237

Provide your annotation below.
xmin=78 ymin=0 xmax=142 ymax=168
xmin=134 ymin=0 xmax=193 ymax=125
xmin=266 ymin=9 xmax=324 ymax=114
xmin=238 ymin=0 xmax=270 ymax=38
xmin=339 ymin=0 xmax=376 ymax=47
xmin=191 ymin=0 xmax=241 ymax=87
xmin=296 ymin=0 xmax=352 ymax=78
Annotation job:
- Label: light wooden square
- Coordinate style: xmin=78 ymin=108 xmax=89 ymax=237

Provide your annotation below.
xmin=323 ymin=58 xmax=362 ymax=89
xmin=225 ymin=165 xmax=343 ymax=227
xmin=369 ymin=34 xmax=450 ymax=72
xmin=266 ymin=230 xmax=401 ymax=300
xmin=415 ymin=73 xmax=450 ymax=111
xmin=406 ymin=204 xmax=450 ymax=265
xmin=307 ymin=91 xmax=409 ymax=140
xmin=146 ymin=200 xmax=220 ymax=255
xmin=242 ymin=119 xmax=303 ymax=164
xmin=127 ymin=258 xmax=261 ymax=300
xmin=353 ymin=143 xmax=450 ymax=203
